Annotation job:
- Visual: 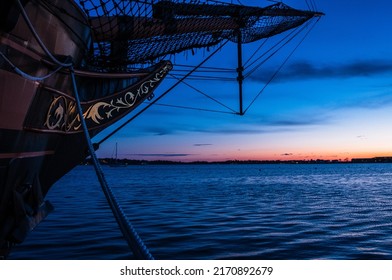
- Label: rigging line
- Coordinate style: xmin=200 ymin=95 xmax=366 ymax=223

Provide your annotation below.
xmin=130 ymin=0 xmax=154 ymax=5
xmin=206 ymin=0 xmax=234 ymax=5
xmin=172 ymin=68 xmax=235 ymax=73
xmin=39 ymin=0 xmax=90 ymax=50
xmin=309 ymin=0 xmax=316 ymax=11
xmin=97 ymin=40 xmax=230 ymax=146
xmin=244 ymin=38 xmax=269 ymax=68
xmin=16 ymin=0 xmax=72 ymax=68
xmin=69 ymin=66 xmax=154 ymax=260
xmin=173 ymin=64 xmax=235 ymax=72
xmin=168 ymin=74 xmax=235 ymax=81
xmin=172 ymin=68 xmax=223 ymax=72
xmin=312 ymin=0 xmax=318 ymax=12
xmin=170 ymin=74 xmax=235 ymax=80
xmin=305 ymin=0 xmax=310 ymax=10
xmin=308 ymin=1 xmax=312 ymax=11
xmin=244 ymin=17 xmax=320 ymax=114
xmin=168 ymin=73 xmax=237 ymax=113
xmin=171 ymin=71 xmax=234 ymax=77
xmin=148 ymin=102 xmax=237 ymax=115
xmin=0 ymin=51 xmax=64 ymax=81
xmin=306 ymin=0 xmax=316 ymax=11
xmin=169 ymin=77 xmax=236 ymax=82
xmin=244 ymin=21 xmax=312 ymax=79
xmin=245 ymin=20 xmax=313 ymax=75
xmin=244 ymin=27 xmax=299 ymax=73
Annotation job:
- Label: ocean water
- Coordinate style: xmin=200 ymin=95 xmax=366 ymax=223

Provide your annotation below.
xmin=8 ymin=163 xmax=392 ymax=260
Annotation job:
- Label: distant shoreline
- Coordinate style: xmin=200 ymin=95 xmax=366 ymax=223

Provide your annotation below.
xmin=83 ymin=156 xmax=392 ymax=165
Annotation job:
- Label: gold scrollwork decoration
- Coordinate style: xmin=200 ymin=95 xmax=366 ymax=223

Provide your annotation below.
xmin=44 ymin=64 xmax=172 ymax=132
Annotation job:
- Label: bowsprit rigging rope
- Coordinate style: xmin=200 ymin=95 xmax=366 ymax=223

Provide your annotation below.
xmin=243 ymin=16 xmax=321 ymax=114
xmin=243 ymin=37 xmax=269 ymax=68
xmin=243 ymin=26 xmax=304 ymax=79
xmin=306 ymin=0 xmax=317 ymax=12
xmin=151 ymin=102 xmax=238 ymax=115
xmin=70 ymin=67 xmax=154 ymax=260
xmin=168 ymin=73 xmax=238 ymax=113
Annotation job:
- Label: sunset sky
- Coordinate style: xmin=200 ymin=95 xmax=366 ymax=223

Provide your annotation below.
xmin=95 ymin=0 xmax=392 ymax=162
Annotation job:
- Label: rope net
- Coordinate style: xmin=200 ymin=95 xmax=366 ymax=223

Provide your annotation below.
xmin=77 ymin=0 xmax=318 ymax=69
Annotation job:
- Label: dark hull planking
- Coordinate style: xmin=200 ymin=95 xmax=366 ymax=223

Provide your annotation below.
xmin=0 ymin=0 xmax=171 ymax=257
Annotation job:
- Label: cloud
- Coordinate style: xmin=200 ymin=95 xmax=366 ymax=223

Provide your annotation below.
xmin=127 ymin=153 xmax=193 ymax=157
xmin=249 ymin=59 xmax=392 ymax=82
xmin=264 ymin=117 xmax=328 ymax=127
xmin=211 ymin=128 xmax=272 ymax=134
xmin=142 ymin=127 xmax=175 ymax=136
xmin=136 ymin=114 xmax=328 ymax=138
xmin=193 ymin=144 xmax=212 ymax=146
xmin=281 ymin=153 xmax=293 ymax=156
xmin=140 ymin=123 xmax=273 ymax=136
xmin=349 ymin=91 xmax=392 ymax=109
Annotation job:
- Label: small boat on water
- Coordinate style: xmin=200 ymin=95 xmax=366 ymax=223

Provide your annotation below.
xmin=0 ymin=0 xmax=323 ymax=258
xmin=109 ymin=143 xmax=127 ymax=167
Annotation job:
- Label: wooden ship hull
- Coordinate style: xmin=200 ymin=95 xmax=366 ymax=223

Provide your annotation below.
xmin=0 ymin=0 xmax=171 ymax=257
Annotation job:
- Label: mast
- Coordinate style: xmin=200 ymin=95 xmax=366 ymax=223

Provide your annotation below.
xmin=237 ymin=30 xmax=244 ymax=116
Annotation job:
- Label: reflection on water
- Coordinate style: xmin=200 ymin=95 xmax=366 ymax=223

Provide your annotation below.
xmin=9 ymin=163 xmax=392 ymax=259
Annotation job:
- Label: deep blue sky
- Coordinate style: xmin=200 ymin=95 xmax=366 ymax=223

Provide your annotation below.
xmin=95 ymin=0 xmax=392 ymax=161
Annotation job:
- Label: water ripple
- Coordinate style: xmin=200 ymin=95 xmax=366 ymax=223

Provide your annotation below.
xmin=9 ymin=163 xmax=392 ymax=259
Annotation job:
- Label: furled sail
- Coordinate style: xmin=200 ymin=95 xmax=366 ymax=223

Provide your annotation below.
xmin=79 ymin=0 xmax=323 ymax=69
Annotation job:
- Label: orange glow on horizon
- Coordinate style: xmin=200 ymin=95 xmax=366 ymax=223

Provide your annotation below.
xmin=191 ymin=151 xmax=392 ymax=162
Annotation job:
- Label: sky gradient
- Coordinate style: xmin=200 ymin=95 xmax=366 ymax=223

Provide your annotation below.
xmin=95 ymin=0 xmax=392 ymax=162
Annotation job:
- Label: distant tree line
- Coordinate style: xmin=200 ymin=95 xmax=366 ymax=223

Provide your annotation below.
xmin=80 ymin=157 xmax=392 ymax=165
